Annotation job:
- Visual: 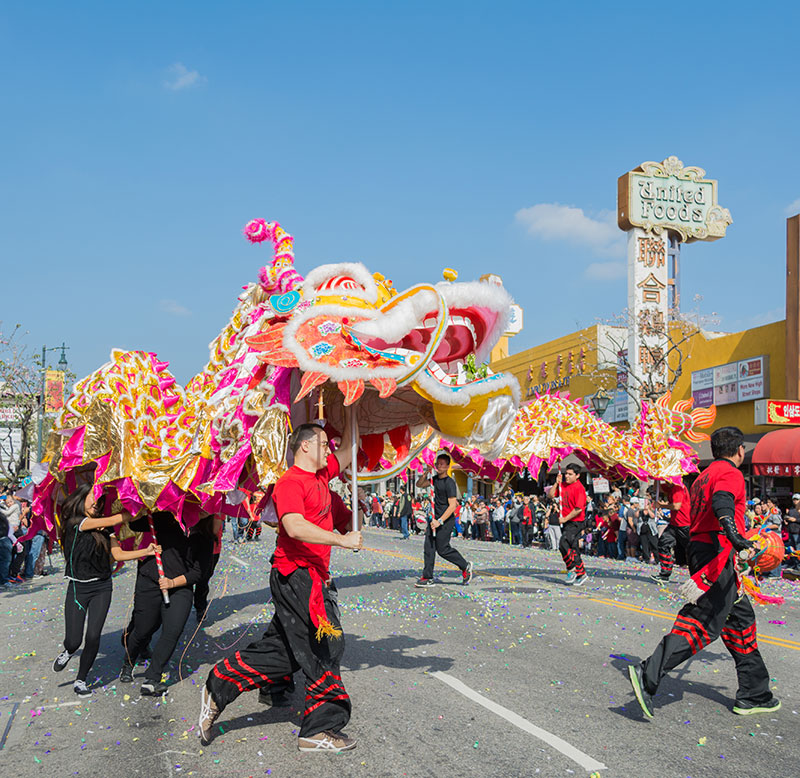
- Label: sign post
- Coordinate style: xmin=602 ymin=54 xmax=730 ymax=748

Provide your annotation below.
xmin=618 ymin=157 xmax=732 ymax=418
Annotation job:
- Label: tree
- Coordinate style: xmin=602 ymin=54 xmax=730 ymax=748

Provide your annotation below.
xmin=0 ymin=324 xmax=40 ymax=484
xmin=581 ymin=297 xmax=720 ymax=417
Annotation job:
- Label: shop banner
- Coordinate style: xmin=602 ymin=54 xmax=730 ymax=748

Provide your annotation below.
xmin=44 ymin=369 xmax=65 ymax=412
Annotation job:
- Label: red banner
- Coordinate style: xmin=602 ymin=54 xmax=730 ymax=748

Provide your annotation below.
xmin=764 ymin=400 xmax=800 ymax=426
xmin=44 ymin=369 xmax=65 ymax=412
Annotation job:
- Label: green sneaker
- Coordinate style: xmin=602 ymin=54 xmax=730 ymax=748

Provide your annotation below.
xmin=733 ymin=697 xmax=781 ymax=716
xmin=627 ymin=663 xmax=654 ymax=719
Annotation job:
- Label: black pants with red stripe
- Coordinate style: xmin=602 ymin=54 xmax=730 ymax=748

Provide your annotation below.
xmin=642 ymin=540 xmax=771 ymax=706
xmin=657 ymin=525 xmax=690 ymax=578
xmin=206 ymin=567 xmax=351 ymax=737
xmin=559 ymin=520 xmax=586 ymax=576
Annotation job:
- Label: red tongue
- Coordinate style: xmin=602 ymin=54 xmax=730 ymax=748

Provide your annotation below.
xmin=388 ymin=425 xmax=411 ymax=460
xmin=361 ymin=433 xmax=385 ymax=471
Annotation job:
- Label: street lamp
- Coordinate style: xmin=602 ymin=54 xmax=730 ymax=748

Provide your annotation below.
xmin=590 ymin=388 xmax=612 ymax=417
xmin=36 ymin=343 xmax=70 ymax=461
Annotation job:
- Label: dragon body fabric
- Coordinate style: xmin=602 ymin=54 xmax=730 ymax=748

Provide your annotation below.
xmin=32 ymin=220 xmax=520 ymax=531
xmin=412 ymin=392 xmax=717 ymax=484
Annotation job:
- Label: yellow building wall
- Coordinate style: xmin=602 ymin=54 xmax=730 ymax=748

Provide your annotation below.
xmin=491 ymin=325 xmax=615 ymax=406
xmin=492 ymin=319 xmax=786 ymax=436
xmin=668 ymin=320 xmax=785 ymax=436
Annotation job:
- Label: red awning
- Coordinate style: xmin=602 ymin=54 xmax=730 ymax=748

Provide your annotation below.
xmin=752 ymin=427 xmax=800 ymax=476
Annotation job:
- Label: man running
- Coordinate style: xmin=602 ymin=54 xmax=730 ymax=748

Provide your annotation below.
xmin=629 ymin=426 xmax=780 ymax=718
xmin=650 ymin=478 xmax=691 ymax=584
xmin=554 ymin=463 xmax=588 ymax=586
xmin=414 ymin=452 xmax=473 ymax=587
xmin=199 ymin=412 xmax=363 ymax=753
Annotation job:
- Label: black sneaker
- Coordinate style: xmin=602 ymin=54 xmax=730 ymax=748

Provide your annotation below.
xmin=73 ymin=680 xmax=92 ymax=697
xmin=414 ymin=578 xmax=435 ymax=588
xmin=462 ymin=561 xmax=474 ymax=586
xmin=627 ymin=663 xmax=654 ymax=719
xmin=119 ymin=664 xmax=134 ymax=683
xmin=650 ymin=573 xmax=670 ymax=584
xmin=733 ymin=697 xmax=781 ymax=715
xmin=53 ymin=649 xmax=74 ymax=672
xmin=140 ymin=680 xmax=169 ymax=696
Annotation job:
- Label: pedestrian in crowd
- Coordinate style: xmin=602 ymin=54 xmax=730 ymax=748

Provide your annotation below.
xmin=0 ymin=493 xmax=14 ymax=588
xmin=120 ymin=510 xmax=201 ymax=695
xmin=554 ymin=463 xmax=589 ymax=586
xmin=786 ymin=494 xmax=800 ymax=554
xmin=460 ymin=497 xmax=474 ymax=540
xmin=199 ymin=415 xmax=362 ymax=753
xmin=415 ymin=453 xmax=473 ymax=587
xmin=474 ymin=499 xmax=490 ymax=540
xmin=617 ymin=495 xmax=630 ymax=560
xmin=544 ymin=499 xmax=561 ymax=551
xmin=509 ymin=495 xmax=523 ymax=546
xmin=520 ymin=496 xmax=534 ymax=547
xmin=395 ymin=489 xmax=413 ymax=540
xmin=52 ymin=484 xmax=157 ymax=696
xmin=651 ymin=478 xmax=691 ymax=584
xmin=637 ymin=493 xmax=658 ymax=563
xmin=370 ymin=493 xmax=383 ymax=528
xmin=491 ymin=498 xmax=506 ymax=543
xmin=626 ymin=498 xmax=641 ymax=560
xmin=629 ymin=427 xmax=780 ymax=719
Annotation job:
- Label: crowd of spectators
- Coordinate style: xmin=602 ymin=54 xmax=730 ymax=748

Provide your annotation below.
xmin=0 ymin=488 xmax=51 ymax=588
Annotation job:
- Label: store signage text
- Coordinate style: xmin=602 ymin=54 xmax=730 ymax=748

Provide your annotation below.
xmin=754 ymin=399 xmax=800 ymax=426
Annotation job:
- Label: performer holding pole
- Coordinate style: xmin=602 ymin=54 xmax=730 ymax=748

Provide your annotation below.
xmin=629 ymin=427 xmax=781 ymax=718
xmin=200 ymin=407 xmax=362 ymax=752
xmin=553 ymin=463 xmax=588 ymax=586
xmin=650 ymin=477 xmax=691 ymax=584
xmin=414 ymin=452 xmax=473 ymax=588
xmin=149 ymin=515 xmax=170 ymax=605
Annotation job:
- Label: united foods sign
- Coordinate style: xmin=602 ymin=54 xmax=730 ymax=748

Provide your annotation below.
xmin=618 ymin=156 xmax=732 ymax=243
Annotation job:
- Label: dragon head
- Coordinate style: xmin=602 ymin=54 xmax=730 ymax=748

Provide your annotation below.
xmin=243 ymin=220 xmax=520 ymax=473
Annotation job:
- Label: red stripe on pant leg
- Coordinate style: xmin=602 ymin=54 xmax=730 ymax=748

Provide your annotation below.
xmin=213 ymin=664 xmax=246 ymax=692
xmin=306 ymin=671 xmax=335 ymax=693
xmin=670 ymin=626 xmax=700 ymax=654
xmin=674 ymin=617 xmax=705 ymax=646
xmin=234 ymin=652 xmax=274 ymax=684
xmin=575 ymin=561 xmax=585 ymax=576
xmin=304 ymin=693 xmax=350 ymax=718
xmin=677 ymin=615 xmax=710 ymax=645
xmin=305 ymin=682 xmax=345 ymax=702
xmin=223 ymin=658 xmax=259 ymax=691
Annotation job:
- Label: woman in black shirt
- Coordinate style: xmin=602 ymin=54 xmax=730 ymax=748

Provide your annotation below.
xmin=53 ymin=484 xmax=158 ymax=696
xmin=120 ymin=511 xmax=201 ymax=694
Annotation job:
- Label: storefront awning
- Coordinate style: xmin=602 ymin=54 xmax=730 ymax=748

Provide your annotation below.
xmin=752 ymin=427 xmax=800 ymax=476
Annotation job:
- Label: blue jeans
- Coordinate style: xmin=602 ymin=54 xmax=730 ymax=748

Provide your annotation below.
xmin=24 ymin=533 xmax=46 ymax=578
xmin=510 ymin=523 xmax=522 ymax=545
xmin=617 ymin=530 xmax=627 ymax=559
xmin=400 ymin=514 xmax=409 ymax=539
xmin=0 ymin=537 xmax=12 ymax=584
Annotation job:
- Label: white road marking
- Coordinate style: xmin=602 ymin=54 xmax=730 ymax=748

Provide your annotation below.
xmin=431 ymin=671 xmax=607 ymax=773
xmin=228 ymin=556 xmax=250 ymax=568
xmin=39 ymin=701 xmax=81 ymax=710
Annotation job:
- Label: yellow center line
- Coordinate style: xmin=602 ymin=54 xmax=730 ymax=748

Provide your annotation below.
xmin=576 ymin=595 xmax=800 ymax=651
xmin=362 ymin=546 xmax=800 ymax=651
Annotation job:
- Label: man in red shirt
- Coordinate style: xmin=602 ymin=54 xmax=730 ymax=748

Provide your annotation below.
xmin=199 ymin=411 xmax=363 ymax=753
xmin=650 ymin=478 xmax=691 ymax=584
xmin=554 ymin=463 xmax=588 ymax=586
xmin=629 ymin=427 xmax=780 ymax=719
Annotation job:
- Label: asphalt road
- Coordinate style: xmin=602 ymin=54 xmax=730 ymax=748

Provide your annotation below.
xmin=1 ymin=528 xmax=798 ymax=778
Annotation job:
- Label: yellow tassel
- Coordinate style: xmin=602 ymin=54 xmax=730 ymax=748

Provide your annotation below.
xmin=314 ymin=618 xmax=343 ymax=641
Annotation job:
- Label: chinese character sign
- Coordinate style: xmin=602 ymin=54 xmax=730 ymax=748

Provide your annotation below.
xmin=626 ymin=228 xmax=669 ymax=413
xmin=44 ymin=369 xmax=65 ymax=412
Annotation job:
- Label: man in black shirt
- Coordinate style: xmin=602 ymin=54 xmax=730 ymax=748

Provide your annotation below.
xmin=415 ymin=453 xmax=473 ymax=587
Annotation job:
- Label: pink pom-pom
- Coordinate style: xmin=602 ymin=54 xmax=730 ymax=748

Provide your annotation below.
xmin=244 ymin=218 xmax=273 ymax=244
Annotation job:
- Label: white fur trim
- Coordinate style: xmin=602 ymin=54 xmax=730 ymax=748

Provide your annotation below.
xmin=301 ymin=262 xmax=379 ymax=304
xmin=679 ymin=578 xmax=703 ymax=605
xmin=414 ymin=369 xmax=521 ymax=408
xmin=436 ymin=280 xmax=514 ymax=364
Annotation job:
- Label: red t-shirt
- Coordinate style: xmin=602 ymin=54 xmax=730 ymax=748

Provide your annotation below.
xmin=272 ymin=453 xmax=340 ymax=578
xmin=665 ymin=482 xmax=691 ymax=528
xmin=559 ymin=481 xmax=587 ymax=523
xmin=689 ymin=459 xmax=746 ymax=537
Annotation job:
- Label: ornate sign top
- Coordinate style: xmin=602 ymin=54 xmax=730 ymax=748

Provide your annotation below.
xmin=618 ymin=156 xmax=732 ymax=243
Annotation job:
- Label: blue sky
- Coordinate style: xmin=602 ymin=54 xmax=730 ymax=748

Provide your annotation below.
xmin=2 ymin=1 xmax=799 ymax=384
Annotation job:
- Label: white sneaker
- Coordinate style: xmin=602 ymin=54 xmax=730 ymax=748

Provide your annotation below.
xmin=298 ymin=730 xmax=357 ymax=753
xmin=574 ymin=574 xmax=589 ymax=587
xmin=53 ymin=649 xmax=74 ymax=672
xmin=73 ymin=680 xmax=91 ymax=696
xmin=198 ymin=686 xmax=220 ymax=745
